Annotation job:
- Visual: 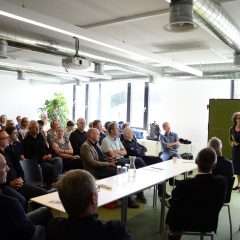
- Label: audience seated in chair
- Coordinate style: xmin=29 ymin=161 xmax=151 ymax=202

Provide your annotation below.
xmin=64 ymin=120 xmax=75 ymax=139
xmin=47 ymin=119 xmax=60 ymax=148
xmin=166 ymin=147 xmax=227 ymax=240
xmin=159 ymin=122 xmax=181 ymax=161
xmin=52 ymin=126 xmax=82 ymax=172
xmin=0 ymin=153 xmax=52 ymax=240
xmin=0 ymin=130 xmax=47 ymax=211
xmin=37 ymin=120 xmax=49 ymax=148
xmin=208 ymin=137 xmax=234 ymax=181
xmin=101 ymin=122 xmax=147 ymax=206
xmin=23 ymin=120 xmax=63 ymax=189
xmin=18 ymin=117 xmax=29 ymax=142
xmin=122 ymin=127 xmax=161 ymax=166
xmin=46 ymin=169 xmax=133 ymax=240
xmin=80 ymin=128 xmax=116 ymax=179
xmin=69 ymin=117 xmax=87 ymax=155
xmin=5 ymin=125 xmax=26 ymax=160
xmin=92 ymin=120 xmax=106 ymax=145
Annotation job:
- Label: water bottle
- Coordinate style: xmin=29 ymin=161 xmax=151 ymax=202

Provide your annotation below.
xmin=128 ymin=156 xmax=136 ymax=178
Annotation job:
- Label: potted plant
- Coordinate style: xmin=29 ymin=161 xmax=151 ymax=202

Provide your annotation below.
xmin=38 ymin=92 xmax=69 ymax=126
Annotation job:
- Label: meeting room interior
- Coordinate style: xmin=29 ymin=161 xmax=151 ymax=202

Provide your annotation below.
xmin=0 ymin=0 xmax=240 ymax=240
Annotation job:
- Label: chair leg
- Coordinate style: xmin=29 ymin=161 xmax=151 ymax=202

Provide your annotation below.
xmin=227 ymin=205 xmax=233 ymax=240
xmin=210 ymin=234 xmax=214 ymax=240
xmin=200 ymin=234 xmax=204 ymax=240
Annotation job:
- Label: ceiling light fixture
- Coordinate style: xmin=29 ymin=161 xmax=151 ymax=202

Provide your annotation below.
xmin=164 ymin=0 xmax=198 ymax=32
xmin=0 ymin=0 xmax=202 ymax=76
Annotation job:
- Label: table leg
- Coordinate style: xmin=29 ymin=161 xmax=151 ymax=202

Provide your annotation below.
xmin=28 ymin=200 xmax=33 ymax=212
xmin=153 ymin=185 xmax=157 ymax=208
xmin=160 ymin=180 xmax=166 ymax=233
xmin=121 ymin=196 xmax=128 ymax=224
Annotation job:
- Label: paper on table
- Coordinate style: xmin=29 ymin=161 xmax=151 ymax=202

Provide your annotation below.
xmin=49 ymin=200 xmax=61 ymax=204
xmin=151 ymin=166 xmax=165 ymax=170
xmin=180 ymin=160 xmax=195 ymax=163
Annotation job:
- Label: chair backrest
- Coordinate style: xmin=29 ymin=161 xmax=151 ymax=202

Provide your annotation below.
xmin=225 ymin=176 xmax=235 ymax=204
xmin=20 ymin=159 xmax=44 ymax=186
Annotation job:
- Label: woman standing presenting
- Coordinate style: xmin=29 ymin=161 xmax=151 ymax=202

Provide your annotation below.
xmin=230 ymin=112 xmax=240 ymax=190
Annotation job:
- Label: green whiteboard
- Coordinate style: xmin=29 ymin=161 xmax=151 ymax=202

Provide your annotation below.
xmin=208 ymin=99 xmax=240 ymax=159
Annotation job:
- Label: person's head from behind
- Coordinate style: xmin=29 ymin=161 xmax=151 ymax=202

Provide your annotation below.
xmin=162 ymin=122 xmax=170 ymax=133
xmin=123 ymin=127 xmax=134 ymax=141
xmin=66 ymin=120 xmax=74 ymax=132
xmin=107 ymin=122 xmax=119 ymax=136
xmin=104 ymin=121 xmax=111 ymax=132
xmin=87 ymin=128 xmax=100 ymax=144
xmin=208 ymin=137 xmax=222 ymax=157
xmin=0 ymin=153 xmax=9 ymax=185
xmin=77 ymin=118 xmax=86 ymax=132
xmin=56 ymin=169 xmax=98 ymax=217
xmin=195 ymin=147 xmax=217 ymax=173
xmin=92 ymin=120 xmax=102 ymax=131
xmin=232 ymin=112 xmax=240 ymax=126
xmin=28 ymin=120 xmax=39 ymax=136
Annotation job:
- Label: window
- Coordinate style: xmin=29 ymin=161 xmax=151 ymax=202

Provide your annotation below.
xmin=100 ymin=82 xmax=128 ymax=124
xmin=75 ymin=84 xmax=86 ymax=120
xmin=131 ymin=82 xmax=145 ymax=128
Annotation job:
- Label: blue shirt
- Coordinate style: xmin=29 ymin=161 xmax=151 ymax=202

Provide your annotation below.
xmin=160 ymin=132 xmax=179 ymax=153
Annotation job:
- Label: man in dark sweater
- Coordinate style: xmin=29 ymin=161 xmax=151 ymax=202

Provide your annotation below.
xmin=166 ymin=147 xmax=227 ymax=240
xmin=208 ymin=137 xmax=234 ymax=181
xmin=46 ymin=169 xmax=133 ymax=240
xmin=69 ymin=117 xmax=87 ymax=155
xmin=23 ymin=121 xmax=62 ymax=189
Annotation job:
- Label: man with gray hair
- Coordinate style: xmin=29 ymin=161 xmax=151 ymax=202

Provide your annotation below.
xmin=46 ymin=169 xmax=133 ymax=240
xmin=208 ymin=137 xmax=234 ymax=181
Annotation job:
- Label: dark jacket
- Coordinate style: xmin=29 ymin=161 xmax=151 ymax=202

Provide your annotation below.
xmin=0 ymin=148 xmax=24 ymax=184
xmin=23 ymin=134 xmax=49 ymax=162
xmin=166 ymin=173 xmax=227 ymax=233
xmin=0 ymin=190 xmax=35 ymax=240
xmin=69 ymin=129 xmax=87 ymax=155
xmin=46 ymin=214 xmax=132 ymax=240
xmin=122 ymin=139 xmax=147 ymax=157
xmin=212 ymin=156 xmax=234 ymax=180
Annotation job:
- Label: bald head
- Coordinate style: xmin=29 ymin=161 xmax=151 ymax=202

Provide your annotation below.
xmin=0 ymin=153 xmax=9 ymax=185
xmin=77 ymin=118 xmax=86 ymax=132
xmin=87 ymin=128 xmax=100 ymax=143
xmin=28 ymin=120 xmax=39 ymax=136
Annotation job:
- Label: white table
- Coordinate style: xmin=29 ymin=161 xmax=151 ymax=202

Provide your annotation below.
xmin=30 ymin=159 xmax=197 ymax=234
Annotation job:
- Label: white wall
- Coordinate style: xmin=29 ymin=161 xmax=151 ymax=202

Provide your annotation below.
xmin=0 ymin=76 xmax=73 ymax=123
xmin=148 ymin=80 xmax=231 ymax=157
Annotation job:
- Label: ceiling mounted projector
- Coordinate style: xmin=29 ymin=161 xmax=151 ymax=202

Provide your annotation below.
xmin=62 ymin=37 xmax=91 ymax=70
xmin=164 ymin=0 xmax=198 ymax=32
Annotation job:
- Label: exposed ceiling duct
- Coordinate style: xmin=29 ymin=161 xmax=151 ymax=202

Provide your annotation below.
xmin=164 ymin=0 xmax=198 ymax=32
xmin=193 ymin=0 xmax=240 ymax=67
xmin=0 ymin=39 xmax=8 ymax=59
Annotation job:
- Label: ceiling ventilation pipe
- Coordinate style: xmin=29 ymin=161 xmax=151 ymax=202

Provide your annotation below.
xmin=164 ymin=0 xmax=198 ymax=32
xmin=192 ymin=0 xmax=240 ymax=67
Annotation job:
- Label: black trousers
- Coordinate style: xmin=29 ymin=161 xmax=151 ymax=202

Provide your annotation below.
xmin=1 ymin=183 xmax=47 ymax=211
